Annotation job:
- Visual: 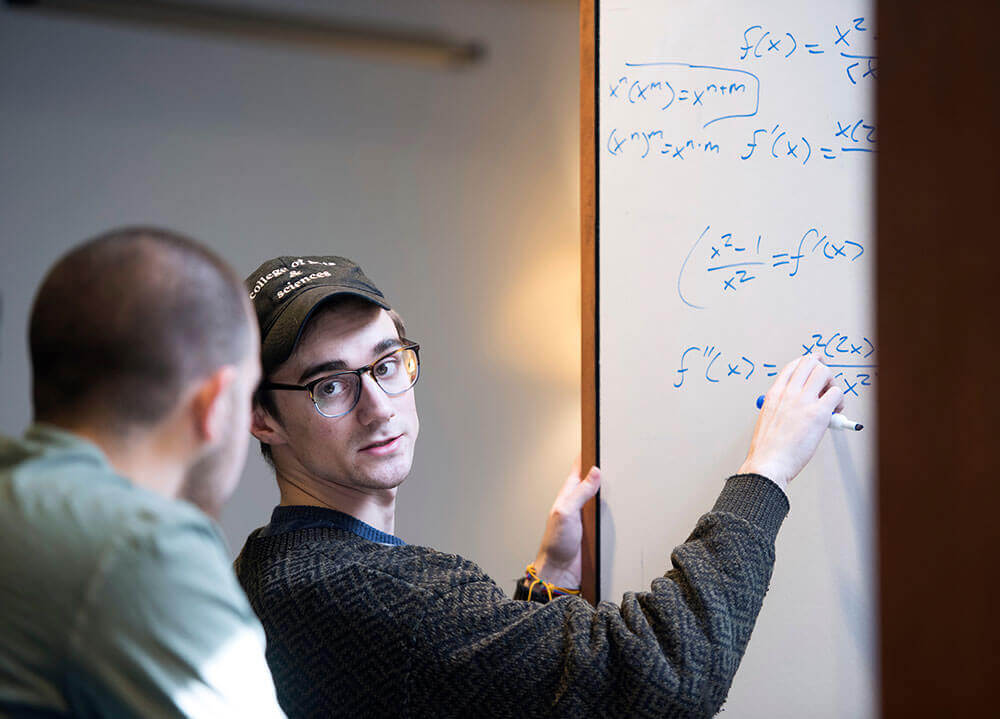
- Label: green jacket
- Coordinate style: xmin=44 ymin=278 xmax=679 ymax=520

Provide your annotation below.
xmin=0 ymin=424 xmax=284 ymax=718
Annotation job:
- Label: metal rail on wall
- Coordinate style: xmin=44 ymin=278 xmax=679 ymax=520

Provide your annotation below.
xmin=6 ymin=0 xmax=486 ymax=68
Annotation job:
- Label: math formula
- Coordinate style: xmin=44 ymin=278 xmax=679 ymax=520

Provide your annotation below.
xmin=604 ymin=16 xmax=877 ymax=166
xmin=677 ymin=225 xmax=865 ymax=310
xmin=673 ymin=332 xmax=877 ymax=399
xmin=738 ymin=16 xmax=877 ymax=86
xmin=598 ymin=5 xmax=878 ymax=715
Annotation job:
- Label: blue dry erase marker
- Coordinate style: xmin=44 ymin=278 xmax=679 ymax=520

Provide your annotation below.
xmin=755 ymin=395 xmax=863 ymax=431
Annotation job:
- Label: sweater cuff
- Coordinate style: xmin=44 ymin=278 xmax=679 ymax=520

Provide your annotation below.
xmin=712 ymin=474 xmax=790 ymax=544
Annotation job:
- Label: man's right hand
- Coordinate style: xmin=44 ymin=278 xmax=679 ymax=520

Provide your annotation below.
xmin=738 ymin=354 xmax=844 ymax=493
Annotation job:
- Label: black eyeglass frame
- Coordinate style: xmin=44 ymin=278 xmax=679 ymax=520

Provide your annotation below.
xmin=260 ymin=342 xmax=420 ymax=419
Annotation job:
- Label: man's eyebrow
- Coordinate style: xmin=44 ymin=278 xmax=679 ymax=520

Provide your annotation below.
xmin=297 ymin=359 xmax=347 ymax=384
xmin=371 ymin=337 xmax=403 ymax=358
xmin=297 ymin=338 xmax=403 ymax=384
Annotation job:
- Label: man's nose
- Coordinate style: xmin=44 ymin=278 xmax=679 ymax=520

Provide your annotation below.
xmin=354 ymin=373 xmax=395 ymax=425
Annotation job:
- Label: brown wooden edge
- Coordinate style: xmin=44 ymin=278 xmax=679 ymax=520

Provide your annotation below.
xmin=579 ymin=0 xmax=599 ymax=606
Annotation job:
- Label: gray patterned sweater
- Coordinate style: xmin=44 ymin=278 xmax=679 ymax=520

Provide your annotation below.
xmin=234 ymin=474 xmax=788 ymax=718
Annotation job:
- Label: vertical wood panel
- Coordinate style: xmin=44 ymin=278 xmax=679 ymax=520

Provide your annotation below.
xmin=579 ymin=0 xmax=599 ymax=605
xmin=878 ymin=1 xmax=1000 ymax=715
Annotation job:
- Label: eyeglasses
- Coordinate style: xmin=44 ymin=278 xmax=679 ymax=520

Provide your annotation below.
xmin=261 ymin=342 xmax=420 ymax=419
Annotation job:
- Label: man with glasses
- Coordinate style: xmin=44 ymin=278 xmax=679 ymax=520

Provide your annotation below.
xmin=236 ymin=254 xmax=843 ymax=718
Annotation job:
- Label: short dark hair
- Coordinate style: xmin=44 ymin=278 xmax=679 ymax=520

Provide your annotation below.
xmin=29 ymin=226 xmax=252 ymax=431
xmin=255 ymin=294 xmax=407 ymax=467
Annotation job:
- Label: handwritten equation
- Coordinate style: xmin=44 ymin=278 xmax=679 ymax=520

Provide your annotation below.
xmin=605 ymin=47 xmax=876 ymax=164
xmin=738 ymin=16 xmax=877 ymax=86
xmin=740 ymin=118 xmax=876 ymax=164
xmin=602 ymin=9 xmax=878 ymax=402
xmin=678 ymin=225 xmax=865 ymax=309
xmin=605 ymin=62 xmax=760 ymax=128
xmin=607 ymin=116 xmax=876 ymax=164
xmin=673 ymin=331 xmax=877 ymax=398
xmin=606 ymin=129 xmax=721 ymax=159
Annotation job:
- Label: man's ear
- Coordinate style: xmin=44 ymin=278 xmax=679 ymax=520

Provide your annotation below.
xmin=251 ymin=400 xmax=287 ymax=447
xmin=190 ymin=365 xmax=238 ymax=444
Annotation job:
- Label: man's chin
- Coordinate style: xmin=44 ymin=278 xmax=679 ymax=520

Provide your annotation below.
xmin=353 ymin=455 xmax=413 ymax=490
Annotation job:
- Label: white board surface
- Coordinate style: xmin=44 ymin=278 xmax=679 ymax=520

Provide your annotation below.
xmin=598 ymin=2 xmax=876 ymax=717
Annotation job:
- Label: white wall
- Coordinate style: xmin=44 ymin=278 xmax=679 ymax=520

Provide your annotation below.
xmin=0 ymin=0 xmax=580 ymax=588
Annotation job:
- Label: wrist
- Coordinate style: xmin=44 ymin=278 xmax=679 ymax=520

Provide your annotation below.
xmin=737 ymin=462 xmax=789 ymax=495
xmin=514 ymin=562 xmax=581 ymax=604
xmin=532 ymin=554 xmax=579 ymax=589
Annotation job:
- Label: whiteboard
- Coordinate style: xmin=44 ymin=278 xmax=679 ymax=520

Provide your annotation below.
xmin=597 ymin=2 xmax=876 ymax=717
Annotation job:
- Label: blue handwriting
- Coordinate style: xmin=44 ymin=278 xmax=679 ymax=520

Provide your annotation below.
xmin=673 ymin=333 xmax=877 ymax=397
xmin=608 ymin=62 xmax=760 ymax=127
xmin=607 ymin=129 xmax=721 ymax=159
xmin=738 ymin=18 xmax=876 ymax=86
xmin=742 ymin=119 xmax=876 ymax=164
xmin=678 ymin=225 xmax=865 ymax=309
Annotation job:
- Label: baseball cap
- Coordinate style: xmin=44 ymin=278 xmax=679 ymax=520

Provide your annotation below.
xmin=245 ymin=255 xmax=391 ymax=373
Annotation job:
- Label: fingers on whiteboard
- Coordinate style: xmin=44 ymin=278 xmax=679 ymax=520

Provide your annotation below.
xmin=763 ymin=354 xmax=845 ymax=417
xmin=794 ymin=352 xmax=827 ymax=390
xmin=803 ymin=356 xmax=835 ymax=398
xmin=765 ymin=355 xmax=802 ymax=404
xmin=814 ymin=362 xmax=846 ymax=414
xmin=821 ymin=384 xmax=845 ymax=415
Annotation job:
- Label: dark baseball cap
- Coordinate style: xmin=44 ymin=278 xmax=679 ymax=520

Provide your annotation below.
xmin=245 ymin=255 xmax=391 ymax=373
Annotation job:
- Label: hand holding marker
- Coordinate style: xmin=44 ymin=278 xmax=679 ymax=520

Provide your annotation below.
xmin=739 ymin=355 xmax=848 ymax=491
xmin=755 ymin=394 xmax=863 ymax=431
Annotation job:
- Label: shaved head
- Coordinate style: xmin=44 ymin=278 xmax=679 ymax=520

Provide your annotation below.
xmin=30 ymin=226 xmax=253 ymax=432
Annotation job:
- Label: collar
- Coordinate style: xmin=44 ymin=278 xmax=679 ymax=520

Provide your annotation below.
xmin=261 ymin=504 xmax=406 ymax=546
xmin=24 ymin=422 xmax=116 ymax=470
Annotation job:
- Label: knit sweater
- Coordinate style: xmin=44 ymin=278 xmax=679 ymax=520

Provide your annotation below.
xmin=234 ymin=474 xmax=788 ymax=719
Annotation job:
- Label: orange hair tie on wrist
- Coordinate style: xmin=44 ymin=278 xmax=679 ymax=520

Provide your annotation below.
xmin=524 ymin=563 xmax=582 ymax=601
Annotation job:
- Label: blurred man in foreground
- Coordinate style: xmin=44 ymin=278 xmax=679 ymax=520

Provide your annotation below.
xmin=0 ymin=228 xmax=285 ymax=718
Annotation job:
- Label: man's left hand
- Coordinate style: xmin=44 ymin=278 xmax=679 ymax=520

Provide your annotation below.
xmin=532 ymin=459 xmax=601 ymax=589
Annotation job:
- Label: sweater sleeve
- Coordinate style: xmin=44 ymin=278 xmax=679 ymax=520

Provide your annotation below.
xmin=408 ymin=474 xmax=788 ymax=719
